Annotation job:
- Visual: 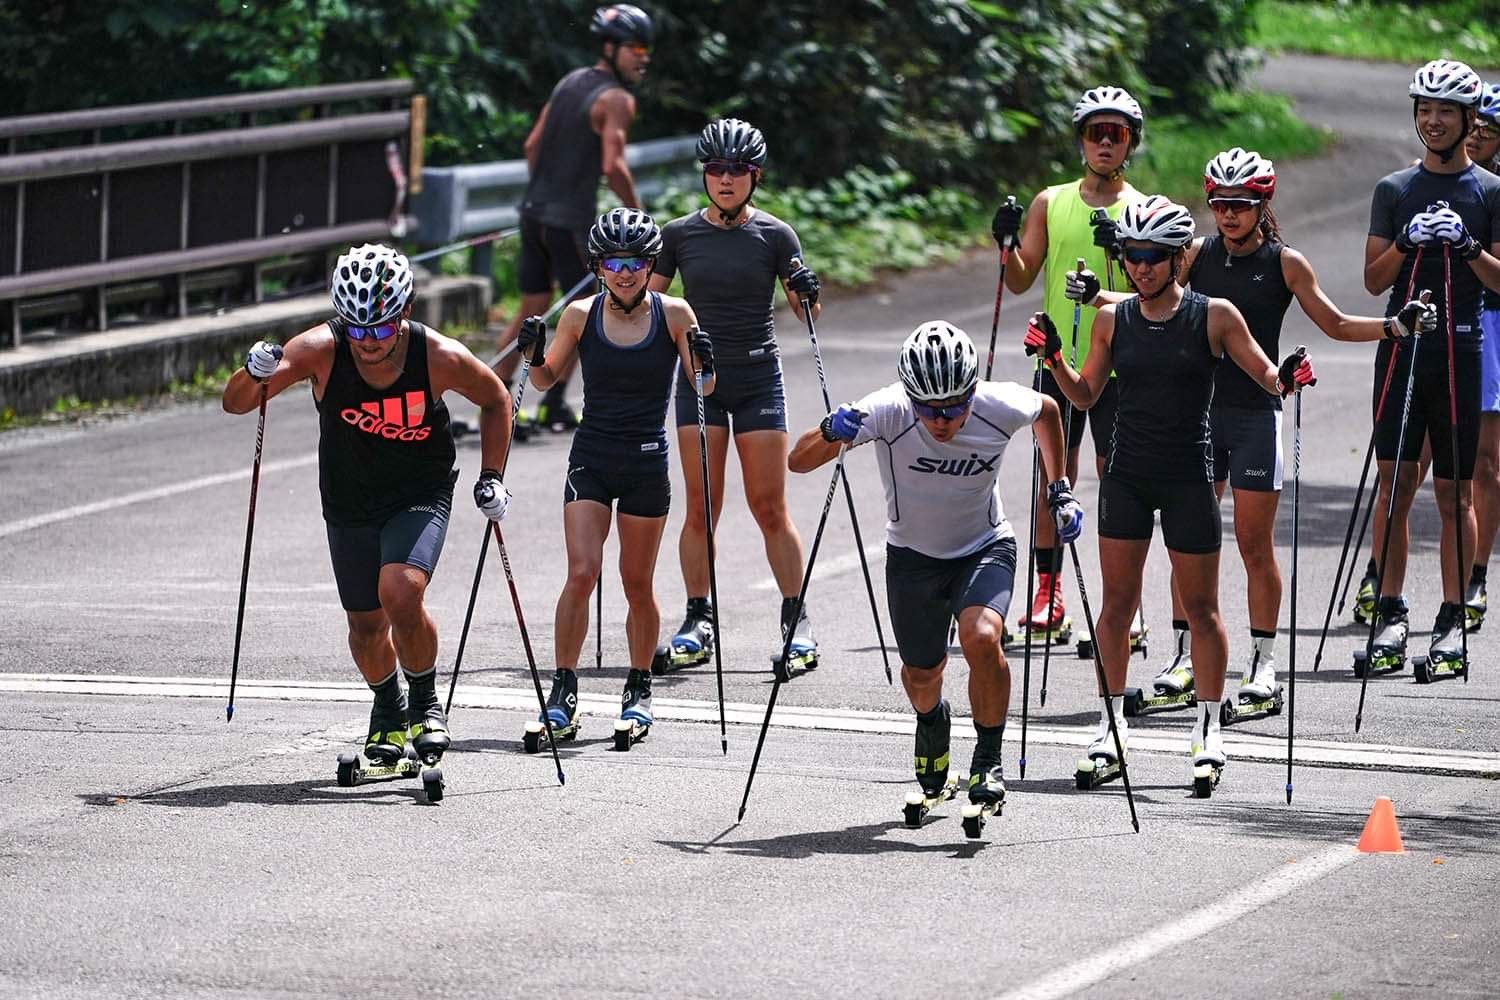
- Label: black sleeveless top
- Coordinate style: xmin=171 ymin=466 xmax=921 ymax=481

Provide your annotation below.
xmin=1106 ymin=291 xmax=1218 ymax=483
xmin=519 ymin=67 xmax=621 ymax=231
xmin=1187 ymin=235 xmax=1293 ymax=411
xmin=570 ymin=292 xmax=680 ymax=473
xmin=316 ymin=320 xmax=457 ymax=525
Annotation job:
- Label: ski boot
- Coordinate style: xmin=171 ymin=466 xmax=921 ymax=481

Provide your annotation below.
xmin=771 ymin=598 xmax=819 ymax=680
xmin=524 ymin=669 xmax=581 ymax=753
xmin=1075 ymin=702 xmax=1128 ymax=790
xmin=1353 ymin=566 xmax=1378 ymax=626
xmin=536 ymin=395 xmax=579 ymax=433
xmin=511 ymin=408 xmax=536 ymax=443
xmin=1353 ymin=595 xmax=1408 ymax=677
xmin=1413 ymin=601 xmax=1470 ymax=683
xmin=337 ymin=677 xmax=420 ymax=788
xmin=1021 ymin=572 xmax=1074 ymax=646
xmin=1224 ymin=637 xmax=1284 ymax=726
xmin=663 ymin=597 xmax=715 ymax=672
xmin=1123 ymin=626 xmax=1195 ymax=716
xmin=1190 ymin=700 xmax=1226 ymax=798
xmin=405 ymin=668 xmax=450 ymax=802
xmin=1464 ymin=578 xmax=1487 ymax=633
xmin=613 ymin=669 xmax=653 ymax=750
xmin=961 ymin=730 xmax=1006 ymax=839
xmin=904 ymin=702 xmax=958 ymax=827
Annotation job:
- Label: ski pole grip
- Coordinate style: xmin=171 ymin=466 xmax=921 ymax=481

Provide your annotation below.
xmin=1294 ymin=344 xmax=1318 ymax=388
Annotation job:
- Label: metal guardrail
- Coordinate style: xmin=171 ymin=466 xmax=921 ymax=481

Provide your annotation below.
xmin=411 ymin=135 xmax=700 ymax=247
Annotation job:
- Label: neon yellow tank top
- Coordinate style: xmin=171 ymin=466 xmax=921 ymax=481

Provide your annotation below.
xmin=1042 ymin=179 xmax=1139 ymax=366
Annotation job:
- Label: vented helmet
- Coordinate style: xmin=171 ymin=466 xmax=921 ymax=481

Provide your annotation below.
xmin=1117 ymin=195 xmax=1195 ymax=248
xmin=697 ymin=118 xmax=768 ymax=167
xmin=897 ymin=321 xmax=979 ymax=403
xmin=590 ymin=4 xmax=654 ymax=44
xmin=1478 ymin=82 xmax=1500 ymax=124
xmin=1073 ymin=86 xmax=1144 ymax=140
xmin=1410 ymin=59 xmax=1482 ymax=106
xmin=1204 ymin=147 xmax=1276 ymax=199
xmin=330 ymin=243 xmax=413 ymax=325
xmin=587 ymin=208 xmax=663 ymax=265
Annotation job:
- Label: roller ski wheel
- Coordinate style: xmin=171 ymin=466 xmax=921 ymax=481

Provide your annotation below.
xmin=960 ymin=798 xmax=1003 ymax=840
xmin=1121 ymin=685 xmax=1195 ymax=717
xmin=1414 ymin=602 xmax=1470 ymax=683
xmin=1192 ymin=762 xmax=1222 ymax=798
xmin=523 ymin=716 xmax=580 ymax=754
xmin=662 ymin=600 xmax=715 ymax=673
xmin=1222 ymin=685 xmax=1284 ymax=726
xmin=1412 ymin=654 xmax=1468 ymax=683
xmin=769 ymin=648 xmax=818 ymax=682
xmin=1023 ymin=616 xmax=1074 ymax=647
xmin=1075 ymin=752 xmax=1123 ymax=791
xmin=1075 ymin=626 xmax=1147 ymax=661
xmin=1352 ymin=647 xmax=1407 ymax=678
xmin=335 ymin=744 xmax=420 ymax=788
xmin=613 ymin=670 xmax=652 ymax=751
xmin=902 ymin=775 xmax=961 ymax=828
xmin=612 ymin=718 xmax=650 ymax=750
xmin=420 ymin=767 xmax=445 ymax=802
xmin=772 ymin=599 xmax=819 ymax=680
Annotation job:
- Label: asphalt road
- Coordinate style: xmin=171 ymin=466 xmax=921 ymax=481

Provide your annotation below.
xmin=1 ymin=55 xmax=1497 ymax=999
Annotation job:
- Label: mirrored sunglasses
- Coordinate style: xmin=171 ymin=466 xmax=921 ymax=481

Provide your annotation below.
xmin=704 ymin=160 xmax=757 ymax=178
xmin=600 ymin=256 xmax=652 ymax=274
xmin=1081 ymin=121 xmax=1131 ymax=145
xmin=1208 ymin=197 xmax=1262 ymax=215
xmin=620 ymin=43 xmax=650 ymax=57
xmin=911 ymin=390 xmax=975 ymax=421
xmin=1121 ymin=246 xmax=1174 ymax=266
xmin=346 ymin=321 xmax=400 ymax=341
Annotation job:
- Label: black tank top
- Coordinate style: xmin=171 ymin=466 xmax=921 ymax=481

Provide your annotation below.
xmin=570 ymin=292 xmax=679 ymax=472
xmin=1188 ymin=235 xmax=1292 ymax=411
xmin=1106 ymin=291 xmax=1218 ymax=483
xmin=520 ymin=67 xmax=620 ymax=231
xmin=316 ymin=321 xmax=457 ymax=524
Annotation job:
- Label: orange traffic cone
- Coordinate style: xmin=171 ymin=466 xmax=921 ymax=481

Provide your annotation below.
xmin=1356 ymin=796 xmax=1406 ymax=854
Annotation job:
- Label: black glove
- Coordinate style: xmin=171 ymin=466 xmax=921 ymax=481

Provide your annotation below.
xmin=788 ymin=264 xmax=820 ymax=306
xmin=1091 ymin=211 xmax=1121 ymax=258
xmin=1276 ymin=347 xmax=1317 ymax=398
xmin=991 ymin=197 xmax=1022 ymax=246
xmin=1064 ymin=267 xmax=1101 ymax=306
xmin=1394 ymin=226 xmax=1419 ymax=255
xmin=1023 ymin=312 xmax=1064 ymax=368
xmin=518 ymin=316 xmax=547 ymax=366
xmin=688 ymin=326 xmax=715 ymax=375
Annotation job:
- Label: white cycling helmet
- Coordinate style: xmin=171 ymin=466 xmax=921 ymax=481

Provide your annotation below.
xmin=331 ymin=243 xmax=413 ymax=325
xmin=897 ymin=321 xmax=979 ymax=403
xmin=1073 ymin=86 xmax=1144 ymax=135
xmin=1204 ymin=147 xmax=1276 ymax=199
xmin=1410 ymin=59 xmax=1482 ymax=106
xmin=1117 ymin=195 xmax=1194 ymax=248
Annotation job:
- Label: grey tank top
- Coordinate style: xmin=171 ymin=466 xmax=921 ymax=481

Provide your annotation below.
xmin=520 ymin=67 xmax=620 ymax=231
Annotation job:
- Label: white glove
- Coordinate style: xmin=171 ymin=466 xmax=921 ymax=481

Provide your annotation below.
xmin=473 ymin=472 xmax=511 ymax=522
xmin=245 ymin=341 xmax=282 ymax=381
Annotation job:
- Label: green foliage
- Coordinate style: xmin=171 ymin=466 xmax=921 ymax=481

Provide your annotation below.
xmin=1252 ymin=1 xmax=1500 ymax=66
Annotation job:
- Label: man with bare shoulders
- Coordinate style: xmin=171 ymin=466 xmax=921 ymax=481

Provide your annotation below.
xmin=222 ymin=243 xmax=512 ymax=776
xmin=494 ymin=4 xmax=654 ymax=436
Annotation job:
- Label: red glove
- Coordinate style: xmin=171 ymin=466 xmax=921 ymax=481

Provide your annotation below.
xmin=1024 ymin=313 xmax=1064 ymax=368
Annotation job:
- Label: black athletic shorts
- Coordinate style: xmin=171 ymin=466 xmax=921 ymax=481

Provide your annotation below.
xmin=1373 ymin=352 xmax=1480 ymax=481
xmin=674 ymin=358 xmax=787 ymax=434
xmin=325 ymin=494 xmax=453 ymax=613
xmin=1039 ymin=369 xmax=1119 ymax=456
xmin=1211 ymin=404 xmax=1283 ymax=492
xmin=518 ymin=214 xmax=590 ymax=297
xmin=885 ymin=537 xmax=1017 ymax=669
xmin=1098 ymin=474 xmax=1221 ymax=554
xmin=564 ymin=461 xmax=671 ymax=518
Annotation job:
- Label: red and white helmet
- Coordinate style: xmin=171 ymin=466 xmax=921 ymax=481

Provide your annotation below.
xmin=1203 ymin=147 xmax=1276 ymax=199
xmin=1117 ymin=195 xmax=1194 ymax=248
xmin=1410 ymin=59 xmax=1482 ymax=107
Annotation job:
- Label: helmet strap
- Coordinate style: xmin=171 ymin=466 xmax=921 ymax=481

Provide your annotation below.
xmin=1223 ymin=206 xmax=1265 ymax=254
xmin=1138 ymin=259 xmax=1180 ymax=302
xmin=603 ymin=44 xmax=636 ymax=90
xmin=605 ymin=283 xmax=650 ymax=315
xmin=704 ymin=174 xmax=757 ymax=225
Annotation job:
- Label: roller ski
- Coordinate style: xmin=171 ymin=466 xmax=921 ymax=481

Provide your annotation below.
xmin=612 ymin=670 xmax=653 ymax=750
xmin=1413 ymin=602 xmax=1470 ymax=683
xmin=960 ymin=734 xmax=1006 ymax=839
xmin=338 ymin=681 xmax=420 ymax=788
xmin=1123 ymin=628 xmax=1195 ymax=716
xmin=1464 ymin=577 xmax=1486 ymax=633
xmin=1019 ymin=572 xmax=1073 ymax=646
xmin=535 ymin=395 xmax=579 ymax=433
xmin=1352 ymin=566 xmax=1378 ymax=626
xmin=524 ymin=669 xmax=581 ymax=754
xmin=661 ymin=597 xmax=715 ymax=674
xmin=770 ymin=598 xmax=818 ymax=681
xmin=1222 ymin=638 xmax=1284 ymax=726
xmin=405 ymin=671 xmax=451 ymax=802
xmin=1190 ymin=702 xmax=1226 ymax=799
xmin=1075 ymin=708 xmax=1127 ymax=790
xmin=904 ymin=702 xmax=956 ymax=827
xmin=1077 ymin=622 xmax=1148 ymax=660
xmin=903 ymin=776 xmax=961 ymax=828
xmin=1353 ymin=595 xmax=1408 ymax=677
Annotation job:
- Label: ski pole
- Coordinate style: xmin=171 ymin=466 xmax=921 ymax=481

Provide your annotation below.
xmin=484 ymin=271 xmax=597 ymax=369
xmin=1442 ymin=247 xmax=1470 ymax=681
xmin=226 ymin=382 xmax=269 ymax=723
xmin=793 ymin=267 xmax=892 ymax=684
xmin=1065 ymin=538 xmax=1139 ymax=831
xmin=595 ymin=580 xmax=603 ymax=669
xmin=984 ymin=196 xmax=1017 ymax=381
xmin=694 ymin=365 xmax=729 ymax=755
xmin=1287 ymin=374 xmax=1303 ymax=804
xmin=493 ymin=518 xmax=566 ymax=785
xmin=1018 ymin=363 xmax=1042 ymax=779
xmin=740 ymin=449 xmax=845 ymax=820
xmin=1040 ymin=260 xmax=1085 ymax=707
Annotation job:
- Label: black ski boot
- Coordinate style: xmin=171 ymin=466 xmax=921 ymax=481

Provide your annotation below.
xmin=961 ymin=726 xmax=1006 ymax=838
xmin=1354 ymin=595 xmax=1408 ymax=676
xmin=524 ymin=669 xmax=580 ymax=753
xmin=613 ymin=669 xmax=653 ymax=750
xmin=903 ymin=701 xmax=957 ymax=827
xmin=1415 ymin=601 xmax=1469 ymax=682
xmin=666 ymin=597 xmax=715 ymax=670
xmin=337 ymin=672 xmax=419 ymax=788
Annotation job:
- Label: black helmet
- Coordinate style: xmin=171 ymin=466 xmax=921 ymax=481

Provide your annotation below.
xmin=696 ymin=118 xmax=768 ymax=167
xmin=587 ymin=208 xmax=663 ymax=265
xmin=590 ymin=4 xmax=654 ymax=45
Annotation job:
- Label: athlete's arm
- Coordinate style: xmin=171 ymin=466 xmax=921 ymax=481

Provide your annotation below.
xmin=1283 ymin=247 xmax=1386 ymax=342
xmin=1031 ymin=395 xmax=1068 ymax=484
xmin=522 ymin=102 xmax=550 ymax=174
xmin=1210 ymin=298 xmax=1280 ymax=393
xmin=647 ymin=273 xmax=672 ymax=293
xmin=221 ymin=324 xmax=331 ymax=414
xmin=1004 ymin=189 xmax=1050 ymax=294
xmin=430 ymin=332 xmax=513 ymax=473
xmin=665 ymin=296 xmax=715 ymax=395
xmin=1363 ymin=235 xmax=1403 ymax=297
xmin=1040 ymin=309 xmax=1113 ymax=410
xmin=788 ymin=424 xmax=844 ymax=473
xmin=529 ymin=301 xmax=586 ymax=392
xmin=595 ymin=89 xmax=641 ymax=210
xmin=1465 ymin=240 xmax=1500 ymax=294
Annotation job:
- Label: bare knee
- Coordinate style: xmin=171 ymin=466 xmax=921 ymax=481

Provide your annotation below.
xmin=1433 ymin=480 xmax=1472 ymax=516
xmin=747 ymin=491 xmax=789 ymax=533
xmin=564 ymin=562 xmax=602 ymax=598
xmin=377 ymin=581 xmax=425 ymax=629
xmin=1179 ymin=594 xmax=1221 ymax=633
xmin=1237 ymin=541 xmax=1280 ymax=579
xmin=619 ymin=571 xmax=656 ymax=609
xmin=347 ymin=613 xmax=388 ymax=651
xmin=958 ymin=615 xmax=1003 ymax=651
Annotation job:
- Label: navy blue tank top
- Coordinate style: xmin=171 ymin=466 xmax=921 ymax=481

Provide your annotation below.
xmin=570 ymin=291 xmax=680 ymax=472
xmin=1106 ymin=291 xmax=1218 ymax=483
xmin=316 ymin=320 xmax=457 ymax=525
xmin=1188 ymin=235 xmax=1293 ymax=412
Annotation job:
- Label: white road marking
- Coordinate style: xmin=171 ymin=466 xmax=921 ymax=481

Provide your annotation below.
xmin=994 ymin=844 xmax=1361 ymax=1000
xmin=0 ymin=453 xmax=318 ymax=539
xmin=5 ymin=672 xmax=1496 ymax=778
xmin=752 ymin=541 xmax=885 ymax=591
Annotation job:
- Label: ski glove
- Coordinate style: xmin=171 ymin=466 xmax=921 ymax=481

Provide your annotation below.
xmin=1387 ymin=293 xmax=1437 ymax=339
xmin=1428 ymin=206 xmax=1482 ymax=260
xmin=1091 ymin=213 xmax=1122 ymax=257
xmin=1047 ymin=478 xmax=1085 ymax=545
xmin=518 ymin=316 xmax=547 ymax=366
xmin=787 ymin=264 xmax=820 ymax=306
xmin=245 ymin=340 xmax=282 ymax=381
xmin=820 ymin=404 xmax=864 ymax=443
xmin=1064 ymin=267 xmax=1101 ymax=306
xmin=688 ymin=326 xmax=715 ymax=375
xmin=473 ymin=470 xmax=511 ymax=522
xmin=1024 ymin=312 xmax=1064 ymax=368
xmin=991 ymin=197 xmax=1023 ymax=245
xmin=1275 ymin=347 xmax=1317 ymax=398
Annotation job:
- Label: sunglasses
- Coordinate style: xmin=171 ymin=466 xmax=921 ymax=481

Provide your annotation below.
xmin=1208 ymin=197 xmax=1262 ymax=215
xmin=1121 ymin=246 xmax=1175 ymax=266
xmin=912 ymin=391 xmax=975 ymax=421
xmin=599 ymin=256 xmax=653 ymax=274
xmin=619 ymin=43 xmax=649 ymax=57
xmin=346 ymin=321 xmax=400 ymax=341
xmin=704 ymin=160 xmax=757 ymax=178
xmin=1081 ymin=121 xmax=1131 ymax=145
xmin=1472 ymin=121 xmax=1500 ymax=140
